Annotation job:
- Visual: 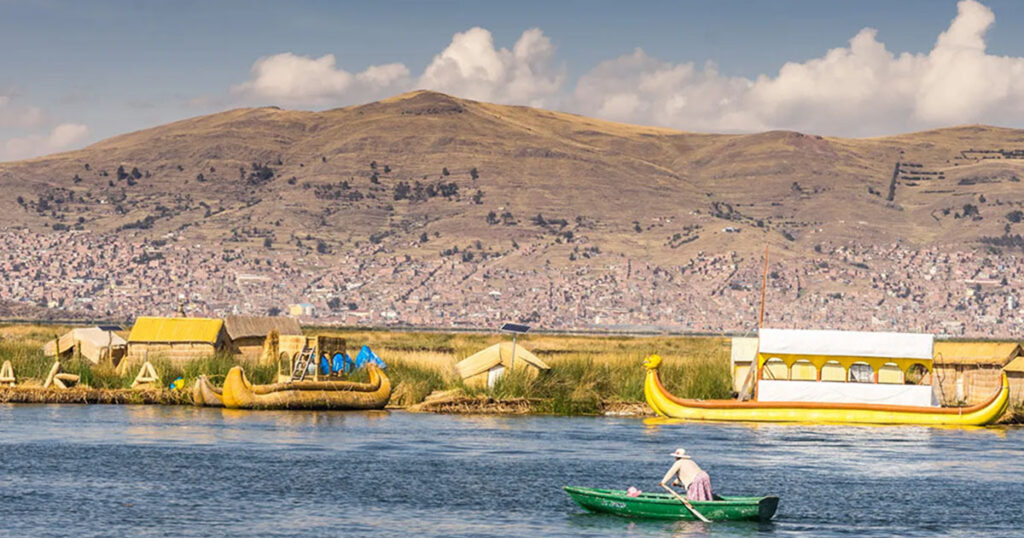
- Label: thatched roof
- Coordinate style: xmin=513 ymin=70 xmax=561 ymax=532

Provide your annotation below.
xmin=455 ymin=342 xmax=549 ymax=380
xmin=43 ymin=327 xmax=127 ymax=356
xmin=223 ymin=315 xmax=302 ymax=340
xmin=128 ymin=317 xmax=223 ymax=344
xmin=933 ymin=341 xmax=1023 ymax=366
xmin=1004 ymin=356 xmax=1024 ymax=373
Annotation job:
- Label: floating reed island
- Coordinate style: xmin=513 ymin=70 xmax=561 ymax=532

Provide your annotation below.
xmin=2 ymin=322 xmax=1022 ymax=421
xmin=0 ymin=322 xmax=734 ymax=415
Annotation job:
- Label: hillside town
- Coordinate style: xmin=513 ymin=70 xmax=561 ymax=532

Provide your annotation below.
xmin=1 ymin=229 xmax=1022 ymax=337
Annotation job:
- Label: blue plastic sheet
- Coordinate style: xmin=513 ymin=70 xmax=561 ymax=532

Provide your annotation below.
xmin=331 ymin=352 xmax=354 ymax=374
xmin=354 ymin=345 xmax=386 ymax=369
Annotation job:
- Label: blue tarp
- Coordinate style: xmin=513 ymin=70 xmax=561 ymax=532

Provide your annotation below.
xmin=354 ymin=345 xmax=386 ymax=369
xmin=317 ymin=346 xmax=384 ymax=375
xmin=331 ymin=352 xmax=354 ymax=374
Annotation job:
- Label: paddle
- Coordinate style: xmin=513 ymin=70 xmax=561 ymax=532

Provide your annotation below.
xmin=660 ymin=483 xmax=711 ymax=522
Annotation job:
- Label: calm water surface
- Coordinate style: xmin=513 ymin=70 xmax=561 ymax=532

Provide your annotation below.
xmin=0 ymin=405 xmax=1022 ymax=537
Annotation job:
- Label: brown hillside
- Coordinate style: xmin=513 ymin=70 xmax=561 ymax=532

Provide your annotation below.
xmin=3 ymin=90 xmax=1024 ymax=265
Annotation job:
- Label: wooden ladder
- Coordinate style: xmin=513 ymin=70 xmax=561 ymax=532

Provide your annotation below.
xmin=291 ymin=346 xmax=316 ymax=381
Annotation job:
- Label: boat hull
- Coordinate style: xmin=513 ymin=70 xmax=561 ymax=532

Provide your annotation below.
xmin=221 ymin=365 xmax=391 ymax=410
xmin=643 ymin=357 xmax=1009 ymax=426
xmin=564 ymin=487 xmax=777 ymax=521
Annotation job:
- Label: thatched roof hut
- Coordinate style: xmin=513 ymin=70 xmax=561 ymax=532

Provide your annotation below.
xmin=455 ymin=342 xmax=549 ymax=389
xmin=933 ymin=341 xmax=1023 ymax=405
xmin=127 ymin=317 xmax=226 ymax=362
xmin=224 ymin=315 xmax=303 ymax=360
xmin=43 ymin=327 xmax=127 ymax=364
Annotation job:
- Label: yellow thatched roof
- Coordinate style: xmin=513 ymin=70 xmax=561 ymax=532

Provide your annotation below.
xmin=455 ymin=342 xmax=550 ymax=379
xmin=128 ymin=317 xmax=223 ymax=344
xmin=933 ymin=341 xmax=1022 ymax=366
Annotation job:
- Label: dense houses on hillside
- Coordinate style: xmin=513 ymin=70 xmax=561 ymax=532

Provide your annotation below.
xmin=2 ymin=230 xmax=1023 ymax=337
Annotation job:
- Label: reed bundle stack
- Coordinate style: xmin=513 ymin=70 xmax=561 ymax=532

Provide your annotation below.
xmin=0 ymin=360 xmax=15 ymax=387
xmin=42 ymin=360 xmax=79 ymax=389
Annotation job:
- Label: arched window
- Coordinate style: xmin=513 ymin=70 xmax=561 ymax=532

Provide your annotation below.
xmin=763 ymin=358 xmax=788 ymax=380
xmin=821 ymin=361 xmax=845 ymax=382
xmin=791 ymin=359 xmax=817 ymax=381
xmin=906 ymin=363 xmax=930 ymax=385
xmin=848 ymin=362 xmax=874 ymax=383
xmin=878 ymin=363 xmax=904 ymax=384
xmin=279 ymin=351 xmax=293 ymax=374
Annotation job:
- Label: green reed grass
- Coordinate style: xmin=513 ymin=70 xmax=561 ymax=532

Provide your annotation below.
xmin=0 ymin=340 xmax=53 ymax=380
xmin=385 ymin=359 xmax=449 ymax=406
xmin=483 ymin=353 xmax=732 ymax=415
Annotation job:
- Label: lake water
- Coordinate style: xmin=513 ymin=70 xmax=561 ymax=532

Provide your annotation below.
xmin=0 ymin=405 xmax=1022 ymax=537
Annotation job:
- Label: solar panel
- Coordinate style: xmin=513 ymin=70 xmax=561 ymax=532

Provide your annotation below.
xmin=96 ymin=325 xmax=124 ymax=332
xmin=500 ymin=323 xmax=531 ymax=334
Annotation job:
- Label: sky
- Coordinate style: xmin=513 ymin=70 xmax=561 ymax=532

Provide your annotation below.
xmin=3 ymin=0 xmax=1024 ymax=161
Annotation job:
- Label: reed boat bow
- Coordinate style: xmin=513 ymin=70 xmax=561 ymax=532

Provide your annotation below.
xmin=192 ymin=375 xmax=224 ymax=407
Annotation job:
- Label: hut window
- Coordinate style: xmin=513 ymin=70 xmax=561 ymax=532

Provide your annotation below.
xmin=906 ymin=363 xmax=929 ymax=385
xmin=791 ymin=360 xmax=816 ymax=381
xmin=821 ymin=361 xmax=845 ymax=382
xmin=763 ymin=358 xmax=788 ymax=380
xmin=878 ymin=363 xmax=904 ymax=384
xmin=848 ymin=362 xmax=874 ymax=383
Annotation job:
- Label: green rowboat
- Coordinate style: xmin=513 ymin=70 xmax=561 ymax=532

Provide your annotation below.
xmin=563 ymin=486 xmax=778 ymax=522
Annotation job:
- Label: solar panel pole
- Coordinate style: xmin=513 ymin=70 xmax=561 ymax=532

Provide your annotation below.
xmin=510 ymin=332 xmax=517 ymax=375
xmin=499 ymin=324 xmax=530 ymax=379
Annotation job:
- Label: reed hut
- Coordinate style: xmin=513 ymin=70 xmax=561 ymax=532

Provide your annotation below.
xmin=42 ymin=326 xmax=127 ymax=364
xmin=932 ymin=341 xmax=1023 ymax=405
xmin=126 ymin=317 xmax=226 ymax=362
xmin=730 ymin=336 xmax=758 ymax=393
xmin=455 ymin=342 xmax=549 ymax=389
xmin=224 ymin=315 xmax=302 ymax=360
xmin=1004 ymin=355 xmax=1024 ymax=404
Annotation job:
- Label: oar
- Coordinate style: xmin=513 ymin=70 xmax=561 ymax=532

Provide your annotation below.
xmin=660 ymin=483 xmax=711 ymax=522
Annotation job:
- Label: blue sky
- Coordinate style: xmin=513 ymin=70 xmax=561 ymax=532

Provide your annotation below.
xmin=2 ymin=0 xmax=1024 ymax=160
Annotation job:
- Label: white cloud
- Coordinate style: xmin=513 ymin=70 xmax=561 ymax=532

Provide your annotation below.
xmin=227 ymin=1 xmax=1024 ymax=136
xmin=356 ymin=63 xmax=411 ymax=89
xmin=572 ymin=0 xmax=1024 ymax=136
xmin=232 ymin=27 xmax=563 ymax=108
xmin=2 ymin=123 xmax=90 ymax=162
xmin=419 ymin=27 xmax=564 ymax=106
xmin=231 ymin=52 xmax=411 ymax=105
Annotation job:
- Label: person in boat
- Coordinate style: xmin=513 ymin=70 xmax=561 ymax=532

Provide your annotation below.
xmin=660 ymin=448 xmax=713 ymax=501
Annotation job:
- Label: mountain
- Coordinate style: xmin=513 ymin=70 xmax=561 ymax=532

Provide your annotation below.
xmin=4 ymin=91 xmax=1023 ymax=258
xmin=2 ymin=91 xmax=1023 ymax=333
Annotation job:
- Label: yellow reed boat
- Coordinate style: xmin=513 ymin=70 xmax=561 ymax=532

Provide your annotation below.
xmin=220 ymin=364 xmax=391 ymax=410
xmin=644 ymin=329 xmax=1010 ymax=426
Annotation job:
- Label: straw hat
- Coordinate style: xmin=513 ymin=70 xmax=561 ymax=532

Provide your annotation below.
xmin=670 ymin=448 xmax=691 ymax=459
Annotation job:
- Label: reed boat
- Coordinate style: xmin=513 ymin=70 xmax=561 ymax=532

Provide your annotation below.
xmin=563 ymin=487 xmax=778 ymax=521
xmin=192 ymin=375 xmax=224 ymax=407
xmin=220 ymin=364 xmax=391 ymax=410
xmin=645 ymin=329 xmax=1010 ymax=426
